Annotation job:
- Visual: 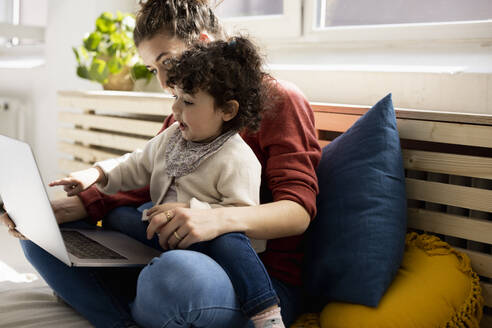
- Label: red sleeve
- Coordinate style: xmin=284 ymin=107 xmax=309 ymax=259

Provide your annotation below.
xmin=259 ymin=80 xmax=321 ymax=219
xmin=78 ymin=115 xmax=176 ymax=223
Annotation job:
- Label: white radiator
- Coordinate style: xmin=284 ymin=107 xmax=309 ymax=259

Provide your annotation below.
xmin=0 ymin=97 xmax=25 ymax=140
xmin=0 ymin=97 xmax=25 ymax=205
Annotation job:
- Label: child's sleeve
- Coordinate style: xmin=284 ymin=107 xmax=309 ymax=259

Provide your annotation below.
xmin=188 ymin=151 xmax=266 ymax=253
xmin=94 ymin=134 xmax=159 ymax=194
xmin=77 ymin=115 xmax=176 ymax=223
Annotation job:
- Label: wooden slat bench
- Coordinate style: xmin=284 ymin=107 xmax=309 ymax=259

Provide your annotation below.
xmin=313 ymin=103 xmax=492 ymax=325
xmin=57 ymin=90 xmax=492 ymax=325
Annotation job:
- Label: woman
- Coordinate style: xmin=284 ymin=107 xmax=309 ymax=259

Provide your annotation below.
xmin=1 ymin=1 xmax=321 ymax=327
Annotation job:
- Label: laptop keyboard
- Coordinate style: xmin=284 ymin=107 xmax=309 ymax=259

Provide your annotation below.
xmin=61 ymin=230 xmax=127 ymax=260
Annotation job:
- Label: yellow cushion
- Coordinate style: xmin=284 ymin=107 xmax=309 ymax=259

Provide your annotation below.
xmin=318 ymin=233 xmax=483 ymax=328
xmin=290 ymin=313 xmax=321 ymax=328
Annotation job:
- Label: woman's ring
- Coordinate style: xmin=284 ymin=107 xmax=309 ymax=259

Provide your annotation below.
xmin=165 ymin=211 xmax=172 ymax=221
xmin=174 ymin=231 xmax=182 ymax=241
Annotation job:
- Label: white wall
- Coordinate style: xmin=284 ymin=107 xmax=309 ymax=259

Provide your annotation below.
xmin=0 ymin=0 xmax=137 ymax=196
xmin=264 ymin=41 xmax=492 ymax=113
xmin=254 ymin=21 xmax=492 ymax=114
xmin=268 ymin=44 xmax=492 ymax=115
xmin=1 ymin=1 xmax=491 ymax=197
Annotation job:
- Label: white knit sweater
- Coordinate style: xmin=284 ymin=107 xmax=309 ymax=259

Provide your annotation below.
xmin=95 ymin=122 xmax=262 ymax=210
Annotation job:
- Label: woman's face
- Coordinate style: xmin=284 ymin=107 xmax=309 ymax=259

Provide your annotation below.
xmin=137 ymin=33 xmax=188 ymax=90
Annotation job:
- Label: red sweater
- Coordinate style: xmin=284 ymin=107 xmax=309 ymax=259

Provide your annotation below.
xmin=78 ymin=80 xmax=321 ymax=286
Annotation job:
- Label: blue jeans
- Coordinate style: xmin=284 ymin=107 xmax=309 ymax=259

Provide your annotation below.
xmin=105 ymin=204 xmax=278 ymax=317
xmin=190 ymin=234 xmax=278 ymax=316
xmin=20 ymin=206 xmax=304 ymax=328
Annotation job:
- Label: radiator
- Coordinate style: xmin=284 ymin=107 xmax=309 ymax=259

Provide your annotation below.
xmin=0 ymin=97 xmax=25 ymax=204
xmin=0 ymin=97 xmax=25 ymax=140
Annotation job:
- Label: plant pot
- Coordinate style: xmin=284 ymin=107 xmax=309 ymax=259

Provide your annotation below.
xmin=103 ymin=66 xmax=134 ymax=91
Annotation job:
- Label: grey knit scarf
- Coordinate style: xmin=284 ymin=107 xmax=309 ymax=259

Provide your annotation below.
xmin=164 ymin=127 xmax=237 ymax=178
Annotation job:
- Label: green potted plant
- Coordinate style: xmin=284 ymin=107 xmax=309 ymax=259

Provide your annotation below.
xmin=73 ymin=11 xmax=152 ymax=91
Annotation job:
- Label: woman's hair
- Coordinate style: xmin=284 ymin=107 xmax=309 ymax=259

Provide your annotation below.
xmin=166 ymin=36 xmax=273 ymax=133
xmin=134 ymin=0 xmax=225 ymax=46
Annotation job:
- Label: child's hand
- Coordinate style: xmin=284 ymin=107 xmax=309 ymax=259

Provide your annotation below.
xmin=49 ymin=167 xmax=104 ymax=196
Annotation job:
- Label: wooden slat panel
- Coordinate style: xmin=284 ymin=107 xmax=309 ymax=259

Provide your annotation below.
xmin=481 ymin=281 xmax=492 ymax=308
xmin=406 ymin=178 xmax=492 ymax=213
xmin=313 ymin=112 xmax=359 ymax=132
xmin=58 ymin=128 xmax=147 ymax=152
xmin=314 ymin=111 xmax=492 ymax=147
xmin=397 ymin=119 xmax=492 ymax=148
xmin=318 ymin=140 xmax=330 ymax=148
xmin=57 ymin=90 xmax=173 ymax=116
xmin=311 ymin=104 xmax=368 ymax=116
xmin=403 ymin=149 xmax=492 ymax=180
xmin=58 ymin=158 xmax=91 ymax=173
xmin=59 ymin=112 xmax=163 ymax=137
xmin=407 ymin=208 xmax=492 ymax=245
xmin=312 ymin=103 xmax=492 ymax=126
xmin=58 ymin=142 xmax=118 ymax=163
xmin=456 ymin=248 xmax=492 ymax=279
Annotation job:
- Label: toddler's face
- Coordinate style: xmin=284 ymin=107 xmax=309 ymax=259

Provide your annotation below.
xmin=171 ymin=88 xmax=225 ymax=143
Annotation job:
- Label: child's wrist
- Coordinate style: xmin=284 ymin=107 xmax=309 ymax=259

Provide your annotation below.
xmin=94 ymin=166 xmax=107 ymax=186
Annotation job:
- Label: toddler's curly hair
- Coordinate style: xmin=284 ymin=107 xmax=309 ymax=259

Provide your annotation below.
xmin=166 ymin=36 xmax=273 ymax=133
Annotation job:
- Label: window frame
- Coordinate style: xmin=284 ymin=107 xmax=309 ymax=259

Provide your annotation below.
xmin=0 ymin=0 xmax=45 ymax=68
xmin=0 ymin=22 xmax=44 ymax=41
xmin=219 ymin=0 xmax=302 ymax=40
xmin=302 ymin=0 xmax=492 ymax=44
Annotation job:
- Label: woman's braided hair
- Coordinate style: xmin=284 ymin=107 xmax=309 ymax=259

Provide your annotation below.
xmin=134 ymin=0 xmax=225 ymax=46
xmin=166 ymin=36 xmax=274 ymax=133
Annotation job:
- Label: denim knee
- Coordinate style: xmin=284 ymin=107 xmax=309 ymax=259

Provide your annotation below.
xmin=131 ymin=250 xmax=246 ymax=328
xmin=133 ymin=250 xmax=238 ymax=311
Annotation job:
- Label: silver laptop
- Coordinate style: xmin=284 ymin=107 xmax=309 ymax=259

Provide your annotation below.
xmin=0 ymin=134 xmax=161 ymax=267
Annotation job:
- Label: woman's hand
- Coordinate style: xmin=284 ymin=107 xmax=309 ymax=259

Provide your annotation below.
xmin=1 ymin=207 xmax=27 ymax=240
xmin=1 ymin=196 xmax=88 ymax=240
xmin=49 ymin=167 xmax=106 ymax=196
xmin=146 ymin=202 xmax=188 ymax=221
xmin=147 ymin=200 xmax=310 ymax=251
xmin=146 ymin=207 xmax=223 ymax=250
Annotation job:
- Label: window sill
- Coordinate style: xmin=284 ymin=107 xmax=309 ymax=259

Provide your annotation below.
xmin=0 ymin=43 xmax=45 ymax=69
xmin=0 ymin=56 xmax=45 ymax=69
xmin=268 ymin=63 xmax=470 ymax=74
xmin=268 ymin=63 xmax=492 ymax=114
xmin=263 ymin=38 xmax=492 ymax=74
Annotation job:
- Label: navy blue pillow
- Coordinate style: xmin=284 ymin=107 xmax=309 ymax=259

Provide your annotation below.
xmin=304 ymin=94 xmax=407 ymax=308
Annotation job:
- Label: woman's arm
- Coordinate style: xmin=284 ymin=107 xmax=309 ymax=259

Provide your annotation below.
xmin=1 ymin=196 xmax=88 ymax=240
xmin=217 ymin=199 xmax=310 ymax=239
xmin=149 ymin=199 xmax=310 ymax=250
xmin=51 ymin=196 xmax=89 ymax=224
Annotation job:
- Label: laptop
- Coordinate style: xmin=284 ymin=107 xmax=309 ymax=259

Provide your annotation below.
xmin=0 ymin=134 xmax=161 ymax=267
